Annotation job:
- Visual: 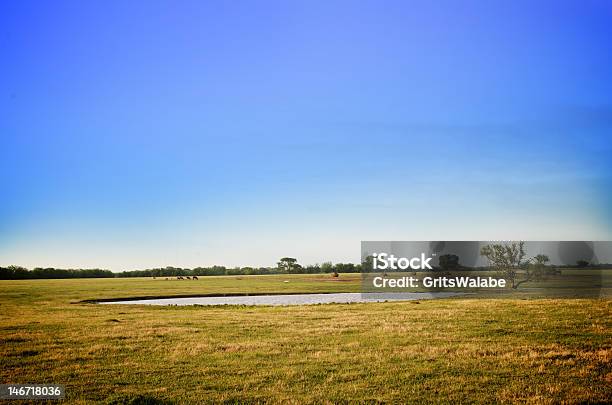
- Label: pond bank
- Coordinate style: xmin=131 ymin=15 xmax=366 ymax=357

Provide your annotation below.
xmin=98 ymin=292 xmax=468 ymax=306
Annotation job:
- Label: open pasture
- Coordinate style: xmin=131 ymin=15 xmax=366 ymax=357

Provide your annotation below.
xmin=1 ymin=274 xmax=611 ymax=403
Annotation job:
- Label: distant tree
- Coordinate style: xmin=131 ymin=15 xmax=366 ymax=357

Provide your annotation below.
xmin=277 ymin=257 xmax=302 ymax=274
xmin=334 ymin=263 xmax=356 ymax=273
xmin=480 ymin=244 xmax=560 ymax=288
xmin=320 ymin=262 xmax=334 ymax=273
xmin=438 ymin=254 xmax=460 ymax=271
xmin=534 ymin=254 xmax=549 ymax=265
xmin=361 ymin=255 xmax=375 ymax=272
xmin=480 ymin=242 xmax=527 ymax=288
xmin=530 ymin=254 xmax=551 ymax=280
xmin=304 ymin=264 xmax=321 ymax=274
xmin=576 ymin=260 xmax=589 ymax=268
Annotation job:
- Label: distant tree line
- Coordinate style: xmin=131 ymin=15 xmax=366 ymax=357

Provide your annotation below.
xmin=0 ymin=260 xmax=362 ymax=280
xmin=110 ymin=261 xmax=362 ymax=278
xmin=1 ymin=257 xmax=606 ymax=280
xmin=0 ymin=265 xmax=114 ymax=279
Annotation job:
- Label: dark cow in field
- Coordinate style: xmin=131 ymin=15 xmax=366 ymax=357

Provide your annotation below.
xmin=186 ymin=276 xmax=191 ymax=280
xmin=177 ymin=276 xmax=184 ymax=280
xmin=192 ymin=276 xmax=199 ymax=280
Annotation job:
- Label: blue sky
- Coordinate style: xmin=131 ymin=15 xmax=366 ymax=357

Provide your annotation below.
xmin=1 ymin=0 xmax=611 ymax=270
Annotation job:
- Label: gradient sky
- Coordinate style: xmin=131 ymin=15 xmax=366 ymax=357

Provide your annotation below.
xmin=1 ymin=0 xmax=611 ymax=271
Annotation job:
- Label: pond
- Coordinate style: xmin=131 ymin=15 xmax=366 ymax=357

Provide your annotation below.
xmin=99 ymin=292 xmax=466 ymax=306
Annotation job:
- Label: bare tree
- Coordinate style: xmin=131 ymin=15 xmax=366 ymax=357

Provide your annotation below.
xmin=480 ymin=241 xmax=527 ymax=288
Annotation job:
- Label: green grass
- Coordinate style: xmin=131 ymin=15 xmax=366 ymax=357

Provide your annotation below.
xmin=1 ymin=274 xmax=611 ymax=404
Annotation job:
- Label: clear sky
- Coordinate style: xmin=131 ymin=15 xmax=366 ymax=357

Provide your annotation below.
xmin=1 ymin=0 xmax=611 ymax=271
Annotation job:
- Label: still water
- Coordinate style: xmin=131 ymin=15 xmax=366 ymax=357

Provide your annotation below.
xmin=100 ymin=292 xmax=466 ymax=306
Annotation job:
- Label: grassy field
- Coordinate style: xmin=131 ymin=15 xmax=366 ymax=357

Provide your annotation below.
xmin=1 ymin=274 xmax=611 ymax=404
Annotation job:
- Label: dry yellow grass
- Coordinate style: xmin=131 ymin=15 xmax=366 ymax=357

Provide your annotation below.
xmin=1 ymin=275 xmax=611 ymax=403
